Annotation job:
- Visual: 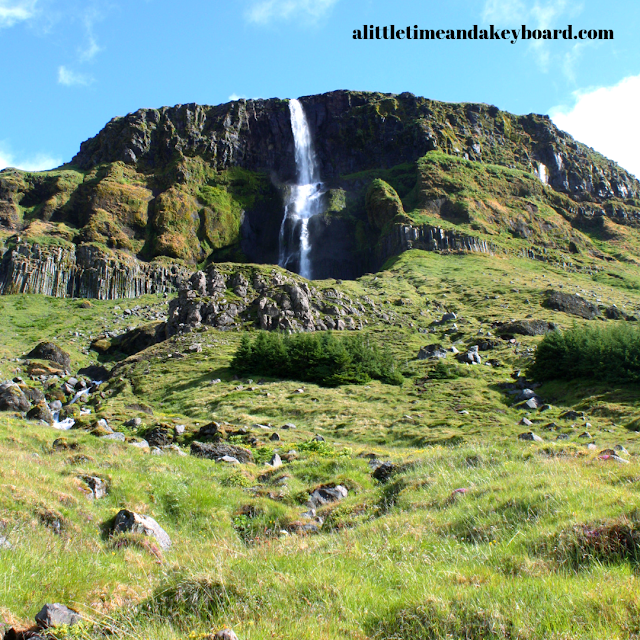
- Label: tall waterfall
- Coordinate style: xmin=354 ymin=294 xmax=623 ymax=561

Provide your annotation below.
xmin=278 ymin=99 xmax=324 ymax=280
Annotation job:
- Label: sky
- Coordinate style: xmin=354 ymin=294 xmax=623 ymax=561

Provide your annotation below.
xmin=0 ymin=0 xmax=639 ymax=177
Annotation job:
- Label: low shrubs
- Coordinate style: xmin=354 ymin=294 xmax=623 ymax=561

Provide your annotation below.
xmin=528 ymin=323 xmax=640 ymax=383
xmin=231 ymin=331 xmax=403 ymax=386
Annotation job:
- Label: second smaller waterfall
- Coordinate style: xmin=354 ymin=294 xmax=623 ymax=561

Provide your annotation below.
xmin=278 ymin=99 xmax=325 ymax=280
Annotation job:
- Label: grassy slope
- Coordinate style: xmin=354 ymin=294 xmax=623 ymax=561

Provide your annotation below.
xmin=2 ymin=250 xmax=640 ymax=638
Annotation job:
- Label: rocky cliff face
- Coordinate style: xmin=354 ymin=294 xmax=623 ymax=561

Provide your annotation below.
xmin=1 ymin=89 xmax=639 ymax=296
xmin=0 ymin=241 xmax=188 ymax=299
xmin=71 ymin=90 xmax=639 ymax=203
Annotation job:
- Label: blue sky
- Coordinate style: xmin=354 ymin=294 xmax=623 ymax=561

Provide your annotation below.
xmin=1 ymin=0 xmax=639 ymax=177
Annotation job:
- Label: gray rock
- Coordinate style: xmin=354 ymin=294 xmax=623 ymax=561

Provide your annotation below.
xmin=27 ymin=343 xmax=71 ymax=369
xmin=546 ymin=291 xmax=599 ymax=319
xmin=281 ymin=422 xmax=296 ymax=430
xmin=560 ymin=410 xmax=582 ymax=420
xmin=517 ymin=389 xmax=537 ymax=401
xmin=418 ymin=343 xmax=448 ymax=360
xmin=27 ymin=401 xmax=54 ymax=424
xmin=49 ymin=400 xmax=63 ymax=412
xmin=457 ymin=346 xmax=481 ymax=365
xmin=81 ymin=476 xmax=108 ymax=500
xmin=556 ymin=434 xmax=570 ymax=441
xmin=372 ymin=461 xmax=396 ymax=483
xmin=496 ymin=320 xmax=557 ymax=336
xmin=162 ymin=444 xmax=187 ymax=456
xmin=578 ymin=432 xmax=592 ymax=439
xmin=190 ymin=441 xmax=254 ymax=464
xmin=439 ymin=312 xmax=457 ymax=323
xmin=518 ymin=431 xmax=543 ymax=442
xmin=307 ymin=485 xmax=348 ymax=509
xmin=521 ymin=417 xmax=533 ymax=427
xmin=614 ymin=445 xmax=629 ymax=455
xmin=130 ymin=439 xmax=150 ymax=449
xmin=217 ymin=455 xmax=240 ymax=464
xmin=35 ymin=603 xmax=82 ymax=628
xmin=213 ymin=630 xmax=239 ymax=640
xmin=101 ymin=432 xmax=126 ymax=442
xmin=124 ymin=417 xmax=142 ymax=428
xmin=0 ymin=536 xmax=11 ymax=550
xmin=313 ymin=434 xmax=325 ymax=442
xmin=174 ymin=424 xmax=186 ymax=435
xmin=0 ymin=381 xmax=31 ymax=412
xmin=269 ymin=432 xmax=281 ymax=442
xmin=97 ymin=418 xmax=110 ymax=429
xmin=269 ymin=453 xmax=282 ymax=468
xmin=151 ymin=447 xmax=164 ymax=456
xmin=112 ymin=509 xmax=171 ymax=550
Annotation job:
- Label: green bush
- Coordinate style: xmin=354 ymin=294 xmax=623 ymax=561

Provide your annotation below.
xmin=231 ymin=331 xmax=403 ymax=386
xmin=528 ymin=323 xmax=640 ymax=383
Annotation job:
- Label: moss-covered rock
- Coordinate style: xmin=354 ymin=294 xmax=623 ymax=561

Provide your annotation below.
xmin=365 ymin=179 xmax=405 ymax=231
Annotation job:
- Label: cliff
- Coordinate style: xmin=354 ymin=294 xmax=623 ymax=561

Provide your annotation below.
xmin=1 ymin=89 xmax=639 ymax=297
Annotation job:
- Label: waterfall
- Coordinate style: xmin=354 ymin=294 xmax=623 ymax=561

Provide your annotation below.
xmin=278 ymin=99 xmax=324 ymax=280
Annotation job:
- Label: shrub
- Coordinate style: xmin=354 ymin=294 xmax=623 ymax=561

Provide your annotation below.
xmin=528 ymin=323 xmax=640 ymax=383
xmin=231 ymin=331 xmax=403 ymax=386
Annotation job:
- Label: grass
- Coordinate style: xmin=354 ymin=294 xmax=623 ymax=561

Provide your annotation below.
xmin=3 ymin=249 xmax=640 ymax=638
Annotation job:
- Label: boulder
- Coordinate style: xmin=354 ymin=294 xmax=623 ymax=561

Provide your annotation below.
xmin=26 ymin=402 xmax=54 ymax=424
xmin=457 ymin=345 xmax=481 ymax=365
xmin=518 ymin=431 xmax=543 ymax=442
xmin=546 ymin=291 xmax=599 ymax=319
xmin=112 ymin=509 xmax=171 ymax=550
xmin=0 ymin=381 xmax=31 ymax=412
xmin=372 ymin=461 xmax=396 ymax=483
xmin=27 ymin=343 xmax=71 ymax=369
xmin=101 ymin=432 xmax=126 ymax=442
xmin=268 ymin=453 xmax=282 ymax=468
xmin=35 ymin=603 xmax=81 ymax=628
xmin=80 ymin=476 xmax=108 ymax=500
xmin=307 ymin=485 xmax=348 ymax=510
xmin=496 ymin=319 xmax=556 ymax=336
xmin=417 ymin=343 xmax=447 ymax=360
xmin=190 ymin=441 xmax=254 ymax=464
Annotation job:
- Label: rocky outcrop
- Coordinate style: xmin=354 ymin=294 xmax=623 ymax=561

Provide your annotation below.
xmin=376 ymin=223 xmax=495 ymax=269
xmin=167 ymin=265 xmax=372 ymax=334
xmin=0 ymin=241 xmax=188 ymax=299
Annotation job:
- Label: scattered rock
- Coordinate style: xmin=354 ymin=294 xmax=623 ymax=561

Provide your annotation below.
xmin=269 ymin=432 xmax=281 ymax=442
xmin=0 ymin=536 xmax=11 ymax=550
xmin=546 ymin=291 xmax=599 ymax=319
xmin=35 ymin=603 xmax=81 ymax=629
xmin=313 ymin=435 xmax=325 ymax=442
xmin=190 ymin=441 xmax=254 ymax=464
xmin=417 ymin=343 xmax=447 ymax=360
xmin=146 ymin=426 xmax=173 ymax=447
xmin=129 ymin=440 xmax=150 ymax=449
xmin=112 ymin=509 xmax=171 ymax=550
xmin=210 ymin=630 xmax=239 ymax=640
xmin=281 ymin=422 xmax=296 ymax=430
xmin=218 ymin=456 xmax=240 ymax=464
xmin=496 ymin=320 xmax=556 ymax=336
xmin=80 ymin=476 xmax=107 ymax=500
xmin=560 ymin=410 xmax=583 ymax=420
xmin=614 ymin=445 xmax=629 ymax=455
xmin=26 ymin=401 xmax=54 ymax=424
xmin=307 ymin=485 xmax=348 ymax=510
xmin=457 ymin=345 xmax=481 ymax=365
xmin=27 ymin=343 xmax=71 ymax=369
xmin=557 ymin=434 xmax=570 ymax=441
xmin=578 ymin=432 xmax=592 ymax=439
xmin=520 ymin=417 xmax=533 ymax=427
xmin=268 ymin=453 xmax=282 ymax=468
xmin=100 ymin=432 xmax=126 ymax=442
xmin=0 ymin=381 xmax=31 ymax=412
xmin=518 ymin=432 xmax=543 ymax=442
xmin=124 ymin=417 xmax=142 ymax=428
xmin=372 ymin=461 xmax=397 ymax=483
xmin=196 ymin=421 xmax=225 ymax=441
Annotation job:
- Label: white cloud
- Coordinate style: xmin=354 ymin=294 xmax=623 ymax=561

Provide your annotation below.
xmin=0 ymin=145 xmax=62 ymax=172
xmin=228 ymin=93 xmax=246 ymax=101
xmin=246 ymin=0 xmax=338 ymax=24
xmin=58 ymin=65 xmax=93 ymax=87
xmin=79 ymin=10 xmax=102 ymax=62
xmin=550 ymin=74 xmax=640 ymax=179
xmin=482 ymin=0 xmax=525 ymax=24
xmin=0 ymin=0 xmax=37 ymax=28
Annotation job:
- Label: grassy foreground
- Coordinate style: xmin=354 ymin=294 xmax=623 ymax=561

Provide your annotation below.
xmin=2 ymin=250 xmax=640 ymax=639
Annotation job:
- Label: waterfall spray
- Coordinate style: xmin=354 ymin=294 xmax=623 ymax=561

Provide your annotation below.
xmin=278 ymin=99 xmax=324 ymax=280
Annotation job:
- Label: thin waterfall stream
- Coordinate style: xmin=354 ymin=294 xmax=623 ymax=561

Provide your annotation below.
xmin=278 ymin=98 xmax=325 ymax=280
